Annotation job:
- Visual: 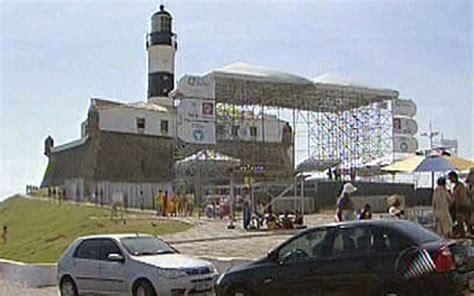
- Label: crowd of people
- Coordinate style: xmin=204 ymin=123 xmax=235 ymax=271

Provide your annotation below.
xmin=334 ymin=168 xmax=474 ymax=239
xmin=153 ymin=190 xmax=195 ymax=217
xmin=432 ymin=169 xmax=474 ymax=238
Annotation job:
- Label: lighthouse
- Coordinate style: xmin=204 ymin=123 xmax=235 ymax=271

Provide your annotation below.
xmin=147 ymin=4 xmax=176 ymax=105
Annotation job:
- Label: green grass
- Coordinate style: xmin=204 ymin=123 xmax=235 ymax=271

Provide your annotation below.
xmin=0 ymin=196 xmax=192 ymax=264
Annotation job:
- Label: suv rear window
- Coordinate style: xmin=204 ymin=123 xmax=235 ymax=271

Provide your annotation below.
xmin=392 ymin=221 xmax=441 ymax=244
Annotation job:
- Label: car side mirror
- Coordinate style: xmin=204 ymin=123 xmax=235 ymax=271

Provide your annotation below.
xmin=108 ymin=253 xmax=125 ymax=263
xmin=268 ymin=250 xmax=279 ymax=263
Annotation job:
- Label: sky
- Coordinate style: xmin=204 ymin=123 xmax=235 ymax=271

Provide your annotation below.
xmin=1 ymin=0 xmax=473 ymax=200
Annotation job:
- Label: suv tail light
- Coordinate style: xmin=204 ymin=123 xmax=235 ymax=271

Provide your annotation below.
xmin=434 ymin=245 xmax=456 ymax=273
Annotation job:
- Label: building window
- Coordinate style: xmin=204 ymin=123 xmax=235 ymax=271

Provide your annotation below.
xmin=231 ymin=125 xmax=239 ymax=137
xmin=161 ymin=120 xmax=169 ymax=134
xmin=250 ymin=126 xmax=257 ymax=138
xmin=136 ymin=118 xmax=145 ymax=131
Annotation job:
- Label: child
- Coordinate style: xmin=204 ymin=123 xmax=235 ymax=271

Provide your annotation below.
xmin=358 ymin=204 xmax=372 ymax=220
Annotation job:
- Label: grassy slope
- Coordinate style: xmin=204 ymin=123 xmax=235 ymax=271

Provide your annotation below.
xmin=0 ymin=196 xmax=191 ymax=264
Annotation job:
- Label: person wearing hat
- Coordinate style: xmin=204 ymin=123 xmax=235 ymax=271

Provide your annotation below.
xmin=335 ymin=183 xmax=357 ymax=222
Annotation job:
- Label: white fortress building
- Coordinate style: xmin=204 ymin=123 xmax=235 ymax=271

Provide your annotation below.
xmin=41 ymin=5 xmax=293 ymax=207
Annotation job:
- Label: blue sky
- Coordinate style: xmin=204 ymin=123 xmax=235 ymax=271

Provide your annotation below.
xmin=1 ymin=0 xmax=472 ymax=200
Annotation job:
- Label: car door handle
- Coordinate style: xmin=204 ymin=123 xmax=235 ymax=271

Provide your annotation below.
xmin=263 ymin=278 xmax=274 ymax=285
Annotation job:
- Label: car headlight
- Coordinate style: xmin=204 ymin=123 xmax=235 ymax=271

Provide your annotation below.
xmin=156 ymin=268 xmax=187 ymax=279
xmin=210 ymin=264 xmax=219 ymax=274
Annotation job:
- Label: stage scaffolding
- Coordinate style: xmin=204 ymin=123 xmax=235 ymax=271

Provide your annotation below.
xmin=174 ymin=63 xmax=399 ymax=182
xmin=295 ymin=100 xmax=394 ymax=170
xmin=211 ymin=72 xmax=397 ymax=173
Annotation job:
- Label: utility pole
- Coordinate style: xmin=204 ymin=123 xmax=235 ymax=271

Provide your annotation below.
xmin=420 ymin=123 xmax=439 ymax=153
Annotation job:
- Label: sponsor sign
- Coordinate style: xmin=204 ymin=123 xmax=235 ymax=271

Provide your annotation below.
xmin=176 ymin=75 xmax=215 ymax=99
xmin=178 ymin=98 xmax=215 ymax=122
xmin=393 ymin=117 xmax=418 ymax=135
xmin=392 ymin=99 xmax=417 ymax=117
xmin=177 ymin=97 xmax=216 ymax=144
xmin=394 ymin=135 xmax=419 ymax=153
xmin=177 ymin=120 xmax=216 ymax=144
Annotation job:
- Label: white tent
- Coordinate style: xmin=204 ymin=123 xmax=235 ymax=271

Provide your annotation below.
xmin=212 ymin=62 xmax=312 ymax=85
xmin=177 ymin=149 xmax=240 ymax=163
xmin=198 ymin=62 xmax=399 ymax=112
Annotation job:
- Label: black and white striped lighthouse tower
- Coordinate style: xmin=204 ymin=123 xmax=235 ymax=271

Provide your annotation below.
xmin=147 ymin=4 xmax=176 ymax=104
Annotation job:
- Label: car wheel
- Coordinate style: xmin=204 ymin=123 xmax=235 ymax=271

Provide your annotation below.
xmin=226 ymin=285 xmax=253 ymax=296
xmin=60 ymin=277 xmax=78 ymax=296
xmin=375 ymin=285 xmax=405 ymax=296
xmin=133 ymin=280 xmax=156 ymax=296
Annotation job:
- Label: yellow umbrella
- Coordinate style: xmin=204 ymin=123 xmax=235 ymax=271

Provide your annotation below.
xmin=444 ymin=155 xmax=474 ymax=172
xmin=382 ymin=154 xmax=474 ymax=173
xmin=382 ymin=155 xmax=425 ymax=173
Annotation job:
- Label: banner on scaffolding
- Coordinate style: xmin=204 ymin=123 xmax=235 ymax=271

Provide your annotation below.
xmin=177 ymin=120 xmax=216 ymax=145
xmin=175 ymin=75 xmax=215 ymax=99
xmin=394 ymin=135 xmax=419 ymax=153
xmin=177 ymin=98 xmax=216 ymax=145
xmin=392 ymin=99 xmax=417 ymax=117
xmin=393 ymin=117 xmax=418 ymax=135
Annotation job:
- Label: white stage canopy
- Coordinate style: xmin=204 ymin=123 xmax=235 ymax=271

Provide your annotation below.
xmin=175 ymin=62 xmax=399 ymax=112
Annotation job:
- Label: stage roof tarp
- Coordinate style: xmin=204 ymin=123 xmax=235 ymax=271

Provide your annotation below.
xmin=198 ymin=62 xmax=399 ymax=112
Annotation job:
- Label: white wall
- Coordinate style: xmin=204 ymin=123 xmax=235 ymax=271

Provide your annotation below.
xmin=0 ymin=259 xmax=57 ymax=288
xmin=64 ymin=178 xmax=84 ymax=202
xmin=96 ymin=181 xmax=172 ymax=209
xmin=98 ymin=107 xmax=174 ymax=137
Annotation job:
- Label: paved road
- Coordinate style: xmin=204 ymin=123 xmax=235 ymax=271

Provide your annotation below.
xmin=0 ymin=279 xmax=57 ymax=296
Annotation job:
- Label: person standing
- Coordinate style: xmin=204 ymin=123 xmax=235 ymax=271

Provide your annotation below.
xmin=139 ymin=190 xmax=145 ymax=211
xmin=2 ymin=226 xmax=7 ymax=245
xmin=432 ymin=177 xmax=454 ymax=237
xmin=466 ymin=168 xmax=474 ymax=235
xmin=335 ymin=183 xmax=356 ymax=222
xmin=162 ymin=190 xmax=169 ymax=217
xmin=242 ymin=189 xmax=251 ymax=230
xmin=155 ymin=190 xmax=163 ymax=216
xmin=448 ymin=171 xmax=469 ymax=237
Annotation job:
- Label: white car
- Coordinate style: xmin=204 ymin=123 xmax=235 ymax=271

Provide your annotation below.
xmin=57 ymin=234 xmax=218 ymax=296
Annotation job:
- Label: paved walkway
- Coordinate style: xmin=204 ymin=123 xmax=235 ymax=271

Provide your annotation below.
xmin=0 ymin=279 xmax=57 ymax=296
xmin=163 ymin=213 xmax=335 ymax=260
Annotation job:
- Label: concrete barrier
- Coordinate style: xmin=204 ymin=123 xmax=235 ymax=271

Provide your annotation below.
xmin=0 ymin=259 xmax=57 ymax=288
xmin=0 ymin=256 xmax=252 ymax=288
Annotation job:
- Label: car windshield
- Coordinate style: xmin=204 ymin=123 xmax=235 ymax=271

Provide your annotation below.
xmin=394 ymin=221 xmax=442 ymax=244
xmin=120 ymin=237 xmax=177 ymax=256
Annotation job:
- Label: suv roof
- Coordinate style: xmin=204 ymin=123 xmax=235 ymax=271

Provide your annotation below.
xmin=320 ymin=219 xmax=414 ymax=228
xmin=78 ymin=233 xmax=154 ymax=240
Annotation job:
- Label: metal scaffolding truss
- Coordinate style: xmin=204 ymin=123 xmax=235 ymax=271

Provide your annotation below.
xmin=296 ymin=100 xmax=393 ymax=170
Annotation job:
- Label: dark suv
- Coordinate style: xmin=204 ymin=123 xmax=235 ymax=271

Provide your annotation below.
xmin=215 ymin=220 xmax=474 ymax=296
